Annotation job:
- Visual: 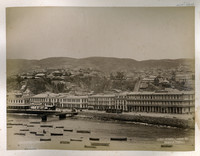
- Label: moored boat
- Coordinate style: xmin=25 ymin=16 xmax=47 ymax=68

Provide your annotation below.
xmin=91 ymin=142 xmax=109 ymax=146
xmin=70 ymin=138 xmax=82 ymax=141
xmin=89 ymin=138 xmax=100 ymax=141
xmin=64 ymin=129 xmax=73 ymax=132
xmin=7 ymin=123 xmax=23 ymax=126
xmin=60 ymin=141 xmax=70 ymax=144
xmin=14 ymin=133 xmax=25 ymax=136
xmin=30 ymin=122 xmax=40 ymax=124
xmin=40 ymin=138 xmax=51 ymax=141
xmin=84 ymin=145 xmax=96 ymax=148
xmin=35 ymin=133 xmax=44 ymax=136
xmin=51 ymin=133 xmax=63 ymax=136
xmin=20 ymin=129 xmax=29 ymax=131
xmin=27 ymin=125 xmax=34 ymax=127
xmin=77 ymin=130 xmax=91 ymax=133
xmin=56 ymin=126 xmax=64 ymax=128
xmin=161 ymin=144 xmax=173 ymax=148
xmin=110 ymin=137 xmax=127 ymax=141
xmin=40 ymin=125 xmax=53 ymax=128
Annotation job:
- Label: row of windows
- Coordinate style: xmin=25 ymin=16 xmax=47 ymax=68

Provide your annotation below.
xmin=7 ymin=106 xmax=29 ymax=109
xmin=88 ymin=101 xmax=115 ymax=105
xmin=127 ymin=95 xmax=183 ymax=100
xmin=115 ymin=105 xmax=126 ymax=109
xmin=61 ymin=99 xmax=81 ymax=102
xmin=30 ymin=98 xmax=87 ymax=103
xmin=182 ymin=95 xmax=194 ymax=100
xmin=127 ymin=101 xmax=193 ymax=105
xmin=127 ymin=94 xmax=194 ymax=100
xmin=116 ymin=100 xmax=126 ymax=104
xmin=88 ymin=98 xmax=115 ymax=101
xmin=61 ymin=103 xmax=88 ymax=108
xmin=8 ymin=99 xmax=25 ymax=104
xmin=30 ymin=98 xmax=48 ymax=102
xmin=127 ymin=106 xmax=191 ymax=113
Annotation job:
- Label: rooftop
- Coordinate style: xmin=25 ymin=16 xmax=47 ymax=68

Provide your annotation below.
xmin=32 ymin=92 xmax=60 ymax=98
xmin=128 ymin=91 xmax=194 ymax=95
xmin=90 ymin=94 xmax=115 ymax=98
xmin=59 ymin=95 xmax=88 ymax=99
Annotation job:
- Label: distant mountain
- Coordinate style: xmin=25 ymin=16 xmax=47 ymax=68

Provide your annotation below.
xmin=7 ymin=57 xmax=194 ymax=76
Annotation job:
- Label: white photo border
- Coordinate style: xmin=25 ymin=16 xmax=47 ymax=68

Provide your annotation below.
xmin=0 ymin=0 xmax=200 ymax=156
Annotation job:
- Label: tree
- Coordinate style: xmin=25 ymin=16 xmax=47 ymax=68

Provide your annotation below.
xmin=171 ymin=71 xmax=176 ymax=81
xmin=116 ymin=72 xmax=126 ymax=80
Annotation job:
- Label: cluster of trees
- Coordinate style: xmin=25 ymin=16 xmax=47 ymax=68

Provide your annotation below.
xmin=7 ymin=76 xmax=21 ymax=92
xmin=27 ymin=79 xmax=46 ymax=94
xmin=69 ymin=72 xmax=136 ymax=93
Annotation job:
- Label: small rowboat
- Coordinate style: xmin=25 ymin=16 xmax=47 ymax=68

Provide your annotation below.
xmin=60 ymin=141 xmax=70 ymax=144
xmin=24 ymin=148 xmax=37 ymax=150
xmin=77 ymin=130 xmax=91 ymax=133
xmin=161 ymin=144 xmax=173 ymax=148
xmin=56 ymin=126 xmax=64 ymax=128
xmin=91 ymin=142 xmax=109 ymax=146
xmin=51 ymin=133 xmax=63 ymax=136
xmin=64 ymin=129 xmax=73 ymax=132
xmin=30 ymin=122 xmax=40 ymax=124
xmin=35 ymin=133 xmax=44 ymax=136
xmin=110 ymin=137 xmax=127 ymax=141
xmin=40 ymin=138 xmax=51 ymax=141
xmin=7 ymin=123 xmax=23 ymax=126
xmin=89 ymin=138 xmax=100 ymax=141
xmin=27 ymin=125 xmax=34 ymax=127
xmin=40 ymin=125 xmax=53 ymax=128
xmin=14 ymin=133 xmax=25 ymax=136
xmin=7 ymin=126 xmax=12 ymax=128
xmin=84 ymin=145 xmax=96 ymax=148
xmin=70 ymin=138 xmax=82 ymax=142
xmin=20 ymin=129 xmax=29 ymax=131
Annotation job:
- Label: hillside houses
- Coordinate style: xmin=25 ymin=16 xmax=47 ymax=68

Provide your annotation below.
xmin=175 ymin=72 xmax=194 ymax=82
xmin=11 ymin=62 xmax=195 ymax=96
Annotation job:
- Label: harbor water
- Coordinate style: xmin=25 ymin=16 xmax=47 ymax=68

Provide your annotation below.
xmin=7 ymin=114 xmax=194 ymax=151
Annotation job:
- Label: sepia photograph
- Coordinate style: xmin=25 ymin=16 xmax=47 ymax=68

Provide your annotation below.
xmin=6 ymin=7 xmax=195 ymax=151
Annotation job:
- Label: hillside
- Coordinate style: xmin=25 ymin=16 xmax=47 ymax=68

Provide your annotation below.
xmin=7 ymin=57 xmax=194 ymax=76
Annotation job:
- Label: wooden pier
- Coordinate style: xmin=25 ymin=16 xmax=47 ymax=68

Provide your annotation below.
xmin=40 ymin=112 xmax=78 ymax=122
xmin=7 ymin=108 xmax=78 ymax=122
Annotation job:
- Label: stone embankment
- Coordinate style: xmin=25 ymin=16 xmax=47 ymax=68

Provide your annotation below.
xmin=79 ymin=111 xmax=194 ymax=129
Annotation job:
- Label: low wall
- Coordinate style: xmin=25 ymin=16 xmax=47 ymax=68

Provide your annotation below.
xmin=79 ymin=111 xmax=194 ymax=129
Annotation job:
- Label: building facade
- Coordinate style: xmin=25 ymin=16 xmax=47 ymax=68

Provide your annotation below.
xmin=7 ymin=93 xmax=30 ymax=105
xmin=126 ymin=91 xmax=194 ymax=114
xmin=29 ymin=93 xmax=60 ymax=107
xmin=58 ymin=96 xmax=88 ymax=109
xmin=115 ymin=93 xmax=128 ymax=111
xmin=88 ymin=94 xmax=115 ymax=110
xmin=8 ymin=91 xmax=195 ymax=114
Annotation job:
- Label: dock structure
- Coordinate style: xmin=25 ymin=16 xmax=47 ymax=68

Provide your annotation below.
xmin=40 ymin=112 xmax=77 ymax=122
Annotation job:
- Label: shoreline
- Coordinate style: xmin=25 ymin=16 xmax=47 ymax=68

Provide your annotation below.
xmin=7 ymin=109 xmax=195 ymax=129
xmin=78 ymin=111 xmax=194 ymax=129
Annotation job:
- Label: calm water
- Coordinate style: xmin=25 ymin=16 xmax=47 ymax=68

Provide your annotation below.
xmin=7 ymin=114 xmax=194 ymax=151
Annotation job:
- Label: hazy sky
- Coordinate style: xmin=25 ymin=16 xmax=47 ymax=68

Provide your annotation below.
xmin=6 ymin=7 xmax=194 ymax=60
